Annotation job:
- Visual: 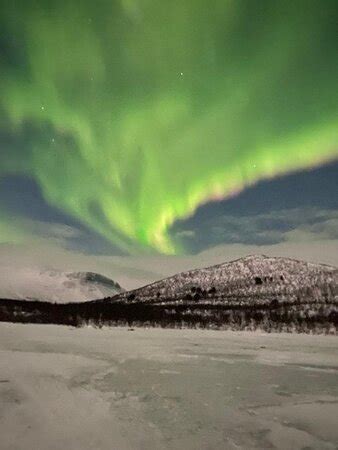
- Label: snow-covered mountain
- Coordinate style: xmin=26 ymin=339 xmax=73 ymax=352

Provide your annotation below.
xmin=0 ymin=268 xmax=124 ymax=303
xmin=0 ymin=255 xmax=336 ymax=332
xmin=109 ymin=254 xmax=337 ymax=305
xmin=88 ymin=254 xmax=336 ymax=332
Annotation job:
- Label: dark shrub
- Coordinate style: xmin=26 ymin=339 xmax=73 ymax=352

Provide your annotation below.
xmin=193 ymin=293 xmax=201 ymax=302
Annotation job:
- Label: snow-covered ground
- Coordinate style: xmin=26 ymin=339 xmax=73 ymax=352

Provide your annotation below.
xmin=0 ymin=323 xmax=337 ymax=450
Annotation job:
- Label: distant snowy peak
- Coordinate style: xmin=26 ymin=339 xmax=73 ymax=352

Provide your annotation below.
xmin=62 ymin=271 xmax=123 ymax=292
xmin=0 ymin=268 xmax=124 ymax=303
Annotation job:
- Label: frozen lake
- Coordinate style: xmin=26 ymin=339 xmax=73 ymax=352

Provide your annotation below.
xmin=0 ymin=323 xmax=337 ymax=449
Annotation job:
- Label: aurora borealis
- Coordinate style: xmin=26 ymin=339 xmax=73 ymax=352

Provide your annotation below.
xmin=1 ymin=0 xmax=338 ymax=254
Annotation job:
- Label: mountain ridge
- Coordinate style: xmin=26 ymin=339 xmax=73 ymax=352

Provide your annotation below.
xmin=95 ymin=254 xmax=337 ymax=305
xmin=0 ymin=255 xmax=337 ymax=333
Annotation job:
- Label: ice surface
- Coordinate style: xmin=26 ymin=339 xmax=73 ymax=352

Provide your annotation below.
xmin=0 ymin=323 xmax=337 ymax=449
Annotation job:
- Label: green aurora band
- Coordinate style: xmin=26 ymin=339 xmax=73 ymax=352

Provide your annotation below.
xmin=1 ymin=0 xmax=338 ymax=253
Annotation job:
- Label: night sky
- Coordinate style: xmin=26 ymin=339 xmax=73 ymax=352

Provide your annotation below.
xmin=1 ymin=0 xmax=337 ymax=259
